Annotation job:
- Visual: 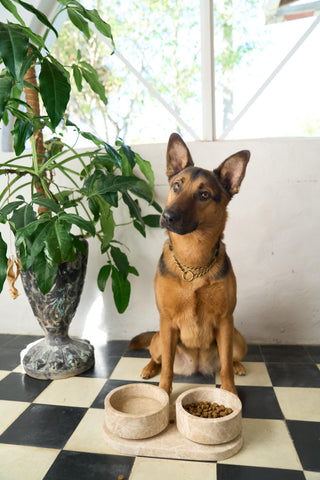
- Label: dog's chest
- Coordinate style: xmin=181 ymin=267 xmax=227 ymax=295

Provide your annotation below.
xmin=176 ymin=283 xmax=227 ymax=349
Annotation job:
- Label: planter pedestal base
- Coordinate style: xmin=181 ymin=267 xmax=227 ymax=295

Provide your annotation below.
xmin=22 ymin=336 xmax=94 ymax=380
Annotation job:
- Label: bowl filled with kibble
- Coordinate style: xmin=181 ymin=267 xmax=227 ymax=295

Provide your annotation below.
xmin=176 ymin=386 xmax=242 ymax=445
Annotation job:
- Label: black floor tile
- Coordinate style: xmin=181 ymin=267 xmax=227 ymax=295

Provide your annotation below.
xmin=0 ymin=404 xmax=86 ymax=449
xmin=286 ymin=420 xmax=320 ymax=472
xmin=0 ymin=334 xmax=18 ymax=346
xmin=217 ymin=464 xmax=305 ymax=480
xmin=237 ymin=386 xmax=283 ymax=419
xmin=304 ymin=345 xmax=320 ymax=363
xmin=261 ymin=345 xmax=312 ymax=363
xmin=243 ymin=344 xmax=264 ymax=362
xmin=123 ymin=347 xmax=151 ymax=358
xmin=91 ymin=378 xmax=157 ymax=409
xmin=0 ymin=346 xmax=21 ymax=370
xmin=266 ymin=362 xmax=320 ymax=388
xmin=0 ymin=372 xmax=51 ymax=402
xmin=44 ymin=451 xmax=135 ymax=480
xmin=79 ymin=354 xmax=120 ymax=379
xmin=96 ymin=340 xmax=129 ymax=357
xmin=4 ymin=335 xmax=42 ymax=349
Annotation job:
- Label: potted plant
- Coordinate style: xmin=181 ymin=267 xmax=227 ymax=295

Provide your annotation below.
xmin=0 ymin=0 xmax=161 ymax=379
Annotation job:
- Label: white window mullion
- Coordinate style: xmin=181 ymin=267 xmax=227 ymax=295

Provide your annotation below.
xmin=200 ymin=0 xmax=216 ymax=141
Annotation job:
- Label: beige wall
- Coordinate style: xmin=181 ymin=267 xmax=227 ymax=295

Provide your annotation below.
xmin=1 ymin=138 xmax=319 ymax=344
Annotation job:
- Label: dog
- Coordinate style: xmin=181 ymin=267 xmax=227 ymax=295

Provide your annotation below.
xmin=130 ymin=133 xmax=250 ymax=396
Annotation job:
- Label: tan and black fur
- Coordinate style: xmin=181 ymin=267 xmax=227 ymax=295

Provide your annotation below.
xmin=130 ymin=133 xmax=250 ymax=396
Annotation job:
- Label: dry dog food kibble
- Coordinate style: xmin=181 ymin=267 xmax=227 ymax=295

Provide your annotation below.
xmin=183 ymin=401 xmax=233 ymax=418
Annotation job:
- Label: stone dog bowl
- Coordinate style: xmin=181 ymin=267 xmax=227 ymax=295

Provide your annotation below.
xmin=176 ymin=387 xmax=242 ymax=445
xmin=104 ymin=383 xmax=169 ymax=440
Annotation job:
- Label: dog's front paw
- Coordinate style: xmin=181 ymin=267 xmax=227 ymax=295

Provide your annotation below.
xmin=233 ymin=361 xmax=246 ymax=376
xmin=141 ymin=360 xmax=161 ymax=379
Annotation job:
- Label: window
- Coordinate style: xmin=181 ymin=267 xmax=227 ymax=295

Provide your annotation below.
xmin=2 ymin=0 xmax=320 ymax=149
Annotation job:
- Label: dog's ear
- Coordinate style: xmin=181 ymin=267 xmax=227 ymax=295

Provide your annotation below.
xmin=166 ymin=133 xmax=194 ymax=178
xmin=214 ymin=150 xmax=250 ymax=197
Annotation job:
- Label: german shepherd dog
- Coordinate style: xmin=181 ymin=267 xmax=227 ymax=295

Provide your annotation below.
xmin=130 ymin=133 xmax=250 ymax=396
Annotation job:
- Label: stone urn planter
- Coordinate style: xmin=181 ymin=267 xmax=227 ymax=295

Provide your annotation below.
xmin=19 ymin=240 xmax=94 ymax=379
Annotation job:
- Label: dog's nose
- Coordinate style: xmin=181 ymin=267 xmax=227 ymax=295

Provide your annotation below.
xmin=161 ymin=209 xmax=180 ymax=227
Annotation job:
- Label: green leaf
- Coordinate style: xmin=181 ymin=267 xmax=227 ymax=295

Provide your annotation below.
xmin=33 ymin=250 xmax=58 ymax=295
xmin=73 ymin=236 xmax=88 ymax=256
xmin=33 ymin=197 xmax=60 ymax=214
xmin=88 ymin=197 xmax=100 ymax=221
xmin=30 ymin=221 xmax=50 ymax=258
xmin=0 ymin=76 xmax=12 ymax=120
xmin=80 ymin=62 xmax=107 ymax=104
xmin=72 ymin=64 xmax=82 ymax=91
xmin=59 ymin=213 xmax=95 ymax=236
xmin=80 ymin=130 xmax=105 ymax=148
xmin=0 ymin=200 xmax=24 ymax=222
xmin=111 ymin=266 xmax=131 ymax=314
xmin=119 ymin=143 xmax=135 ymax=174
xmin=18 ymin=1 xmax=59 ymax=37
xmin=54 ymin=220 xmax=76 ymax=262
xmin=122 ymin=191 xmax=143 ymax=223
xmin=39 ymin=58 xmax=71 ymax=129
xmin=110 ymin=246 xmax=129 ymax=279
xmin=18 ymin=24 xmax=46 ymax=49
xmin=135 ymin=152 xmax=155 ymax=190
xmin=0 ymin=232 xmax=8 ymax=292
xmin=0 ymin=0 xmax=25 ymax=26
xmin=0 ymin=22 xmax=29 ymax=88
xmin=15 ymin=218 xmax=48 ymax=246
xmin=86 ymin=174 xmax=153 ymax=197
xmin=133 ymin=219 xmax=146 ymax=237
xmin=97 ymin=264 xmax=111 ymax=291
xmin=43 ymin=220 xmax=75 ymax=264
xmin=103 ymin=143 xmax=122 ymax=167
xmin=128 ymin=265 xmax=139 ymax=277
xmin=17 ymin=242 xmax=33 ymax=271
xmin=43 ymin=222 xmax=60 ymax=264
xmin=99 ymin=202 xmax=115 ymax=251
xmin=67 ymin=7 xmax=90 ymax=39
xmin=83 ymin=8 xmax=114 ymax=49
xmin=151 ymin=200 xmax=163 ymax=214
xmin=142 ymin=214 xmax=161 ymax=228
xmin=11 ymin=117 xmax=33 ymax=155
xmin=10 ymin=204 xmax=36 ymax=231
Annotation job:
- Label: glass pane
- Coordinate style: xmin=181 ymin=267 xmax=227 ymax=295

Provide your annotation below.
xmin=51 ymin=0 xmax=201 ymax=146
xmin=214 ymin=0 xmax=320 ymax=139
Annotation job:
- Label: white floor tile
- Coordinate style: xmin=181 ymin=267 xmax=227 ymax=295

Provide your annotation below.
xmin=130 ymin=456 xmax=217 ymax=480
xmin=64 ymin=408 xmax=129 ymax=456
xmin=0 ymin=444 xmax=59 ymax=480
xmin=274 ymin=387 xmax=320 ymax=421
xmin=220 ymin=418 xmax=302 ymax=470
xmin=216 ymin=362 xmax=272 ymax=387
xmin=33 ymin=377 xmax=106 ymax=408
xmin=0 ymin=400 xmax=30 ymax=435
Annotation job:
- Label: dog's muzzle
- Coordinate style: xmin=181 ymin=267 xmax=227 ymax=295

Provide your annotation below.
xmin=161 ymin=208 xmax=198 ymax=235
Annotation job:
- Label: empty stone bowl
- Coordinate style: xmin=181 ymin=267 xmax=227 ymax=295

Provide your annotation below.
xmin=104 ymin=383 xmax=169 ymax=440
xmin=176 ymin=386 xmax=242 ymax=445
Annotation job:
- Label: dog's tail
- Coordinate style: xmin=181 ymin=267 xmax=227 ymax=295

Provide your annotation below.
xmin=128 ymin=331 xmax=157 ymax=350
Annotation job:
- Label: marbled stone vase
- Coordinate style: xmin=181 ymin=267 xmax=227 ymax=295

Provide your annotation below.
xmin=20 ymin=241 xmax=94 ymax=379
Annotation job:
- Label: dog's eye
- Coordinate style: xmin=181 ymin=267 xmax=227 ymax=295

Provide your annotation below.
xmin=172 ymin=182 xmax=180 ymax=193
xmin=199 ymin=191 xmax=209 ymax=201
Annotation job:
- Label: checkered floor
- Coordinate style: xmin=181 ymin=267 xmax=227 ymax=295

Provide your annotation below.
xmin=0 ymin=334 xmax=320 ymax=480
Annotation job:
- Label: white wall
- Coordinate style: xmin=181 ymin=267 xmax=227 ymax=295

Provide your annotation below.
xmin=1 ymin=138 xmax=319 ymax=344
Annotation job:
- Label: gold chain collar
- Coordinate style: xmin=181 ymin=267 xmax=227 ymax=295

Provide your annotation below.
xmin=172 ymin=242 xmax=220 ymax=282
